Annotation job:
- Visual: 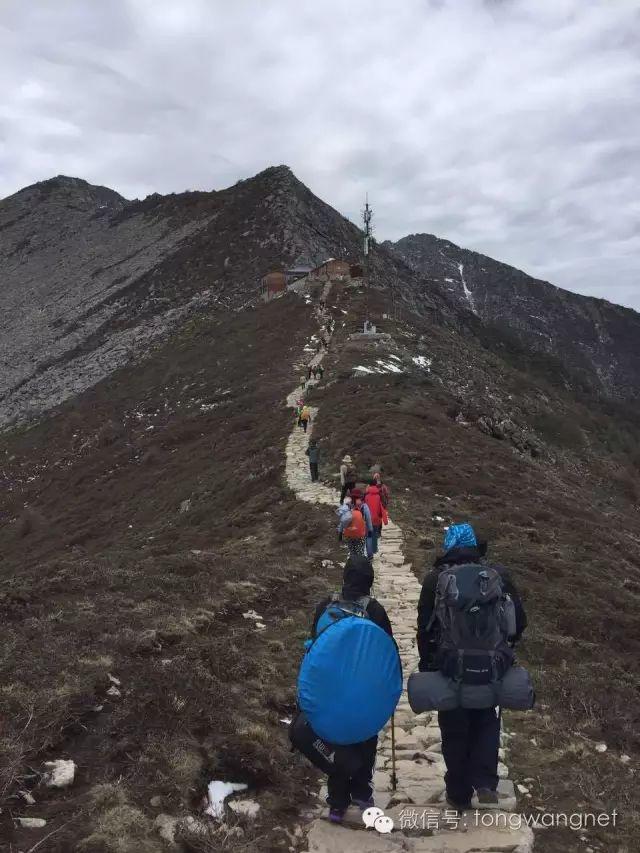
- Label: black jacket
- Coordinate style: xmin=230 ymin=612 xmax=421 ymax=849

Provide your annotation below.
xmin=305 ymin=445 xmax=320 ymax=463
xmin=312 ymin=556 xmax=393 ymax=638
xmin=416 ymin=546 xmax=527 ymax=672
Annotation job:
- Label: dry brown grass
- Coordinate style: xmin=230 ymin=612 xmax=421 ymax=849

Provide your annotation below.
xmin=0 ymin=295 xmax=344 ymax=852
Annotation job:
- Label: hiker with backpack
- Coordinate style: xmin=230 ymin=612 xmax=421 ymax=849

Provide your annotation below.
xmin=336 ymin=494 xmax=368 ymax=559
xmin=364 ymin=480 xmax=385 ymax=556
xmin=350 ymin=488 xmax=375 ymax=560
xmin=339 ymin=455 xmax=357 ymax=503
xmin=299 ymin=405 xmax=311 ymax=433
xmin=415 ymin=523 xmax=527 ymax=811
xmin=317 ymin=364 xmax=324 ymax=380
xmin=305 ymin=438 xmax=320 ymax=482
xmin=372 ymin=471 xmax=390 ymax=514
xmin=309 ymin=556 xmax=395 ymax=823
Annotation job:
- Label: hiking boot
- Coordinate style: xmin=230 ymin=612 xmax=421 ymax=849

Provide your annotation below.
xmin=474 ymin=788 xmax=500 ymax=808
xmin=328 ymin=807 xmax=346 ymax=824
xmin=445 ymin=796 xmax=472 ymax=812
xmin=352 ymin=797 xmax=375 ymax=811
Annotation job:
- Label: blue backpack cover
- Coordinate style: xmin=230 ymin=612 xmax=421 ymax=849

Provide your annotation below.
xmin=298 ymin=615 xmax=402 ymax=745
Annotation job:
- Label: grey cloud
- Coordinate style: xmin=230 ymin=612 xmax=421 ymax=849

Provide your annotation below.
xmin=1 ymin=0 xmax=639 ymax=309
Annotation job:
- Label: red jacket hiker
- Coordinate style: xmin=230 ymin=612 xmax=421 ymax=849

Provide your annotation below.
xmin=365 ymin=484 xmax=384 ymax=528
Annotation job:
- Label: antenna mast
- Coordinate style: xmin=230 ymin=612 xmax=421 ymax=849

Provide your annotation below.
xmin=362 ymin=195 xmax=373 ymax=322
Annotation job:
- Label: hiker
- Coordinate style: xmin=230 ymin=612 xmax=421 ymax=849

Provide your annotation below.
xmin=305 ymin=439 xmax=320 ymax=482
xmin=317 ymin=364 xmax=324 ymax=380
xmin=295 ymin=400 xmax=304 ymax=427
xmin=339 ymin=455 xmax=357 ymax=503
xmin=336 ymin=496 xmax=353 ymax=535
xmin=311 ymin=556 xmax=393 ymax=822
xmin=350 ymin=488 xmax=374 ymax=560
xmin=312 ymin=365 xmax=319 ymax=380
xmin=307 ymin=365 xmax=313 ymax=380
xmin=300 ymin=405 xmax=311 ymax=434
xmin=369 ymin=462 xmax=383 ymax=480
xmin=337 ymin=493 xmax=367 ymax=559
xmin=364 ymin=480 xmax=384 ymax=555
xmin=416 ymin=523 xmax=527 ymax=811
xmin=300 ymin=375 xmax=306 ymax=391
xmin=372 ymin=471 xmax=390 ymax=513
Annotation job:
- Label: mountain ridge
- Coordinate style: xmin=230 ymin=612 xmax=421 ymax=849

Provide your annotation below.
xmin=383 ymin=231 xmax=640 ymax=400
xmin=1 ymin=166 xmax=639 ymax=433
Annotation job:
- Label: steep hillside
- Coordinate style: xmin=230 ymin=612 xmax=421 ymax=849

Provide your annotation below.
xmin=0 ymin=167 xmax=449 ymax=430
xmin=383 ymin=233 xmax=640 ymax=401
xmin=0 ymin=294 xmax=346 ymax=852
xmin=2 ymin=166 xmax=640 ymax=851
xmin=308 ymin=284 xmax=640 ymax=852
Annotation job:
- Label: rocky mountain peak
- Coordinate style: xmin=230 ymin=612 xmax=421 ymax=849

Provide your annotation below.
xmin=385 ymin=232 xmax=640 ymax=400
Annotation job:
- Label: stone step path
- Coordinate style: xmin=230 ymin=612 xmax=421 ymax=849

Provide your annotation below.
xmin=285 ymin=312 xmax=533 ymax=853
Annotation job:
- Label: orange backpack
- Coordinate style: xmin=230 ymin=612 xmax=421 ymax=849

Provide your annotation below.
xmin=343 ymin=508 xmax=366 ymax=539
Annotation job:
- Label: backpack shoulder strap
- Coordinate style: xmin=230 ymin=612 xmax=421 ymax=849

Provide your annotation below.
xmin=425 ymin=568 xmax=451 ymax=632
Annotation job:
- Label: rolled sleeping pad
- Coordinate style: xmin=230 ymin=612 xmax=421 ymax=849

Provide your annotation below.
xmin=408 ymin=670 xmax=459 ymax=713
xmin=495 ymin=665 xmax=536 ymax=710
xmin=408 ymin=666 xmax=535 ymax=713
xmin=288 ymin=711 xmax=365 ymax=777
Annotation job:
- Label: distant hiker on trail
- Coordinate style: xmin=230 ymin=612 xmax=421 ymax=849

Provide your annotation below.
xmin=337 ymin=494 xmax=367 ymax=559
xmin=305 ymin=439 xmax=320 ymax=482
xmin=307 ymin=365 xmax=313 ymax=380
xmin=300 ymin=405 xmax=311 ymax=433
xmin=310 ymin=556 xmax=394 ymax=823
xmin=339 ymin=455 xmax=357 ymax=503
xmin=317 ymin=364 xmax=324 ymax=380
xmin=350 ymin=488 xmax=375 ymax=560
xmin=300 ymin=375 xmax=306 ymax=390
xmin=416 ymin=523 xmax=527 ymax=811
xmin=295 ymin=401 xmax=303 ymax=427
xmin=364 ymin=480 xmax=385 ymax=555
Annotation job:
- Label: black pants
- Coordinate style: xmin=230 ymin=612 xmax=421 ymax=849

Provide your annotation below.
xmin=438 ymin=707 xmax=500 ymax=805
xmin=301 ymin=420 xmax=308 ymax=433
xmin=309 ymin=462 xmax=319 ymax=481
xmin=327 ymin=736 xmax=377 ymax=810
xmin=340 ymin=481 xmax=355 ymax=503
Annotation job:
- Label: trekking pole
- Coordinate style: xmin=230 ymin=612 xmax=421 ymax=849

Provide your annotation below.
xmin=390 ymin=713 xmax=398 ymax=791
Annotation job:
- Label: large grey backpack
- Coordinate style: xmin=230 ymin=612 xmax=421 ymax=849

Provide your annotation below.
xmin=426 ymin=564 xmax=516 ymax=684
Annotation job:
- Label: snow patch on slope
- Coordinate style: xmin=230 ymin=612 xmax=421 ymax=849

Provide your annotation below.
xmin=457 ymin=263 xmax=477 ymax=314
xmin=412 ymin=355 xmax=432 ymax=372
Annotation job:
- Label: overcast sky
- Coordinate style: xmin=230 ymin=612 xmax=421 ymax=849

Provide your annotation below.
xmin=1 ymin=1 xmax=639 ymax=310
